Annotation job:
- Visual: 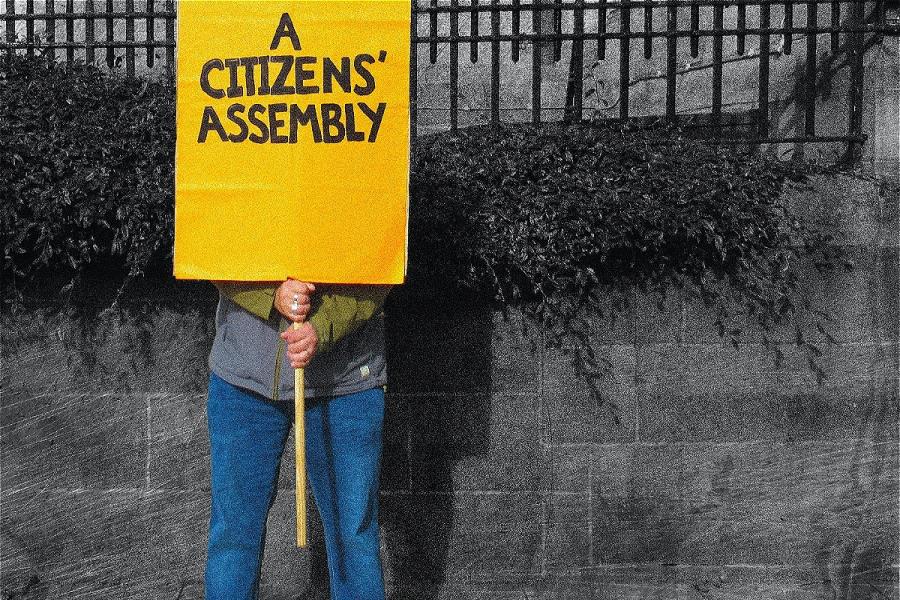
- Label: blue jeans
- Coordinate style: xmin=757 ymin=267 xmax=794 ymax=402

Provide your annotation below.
xmin=204 ymin=372 xmax=386 ymax=600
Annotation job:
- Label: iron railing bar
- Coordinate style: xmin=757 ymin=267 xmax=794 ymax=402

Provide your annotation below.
xmin=711 ymin=0 xmax=723 ymax=134
xmin=411 ymin=5 xmax=418 ymax=136
xmin=408 ymin=0 xmax=860 ymax=12
xmin=737 ymin=0 xmax=746 ymax=54
xmin=429 ymin=0 xmax=437 ymax=63
xmin=643 ymin=0 xmax=652 ymax=58
xmin=597 ymin=0 xmax=606 ymax=59
xmin=1 ymin=0 xmax=874 ymax=19
xmin=146 ymin=0 xmax=154 ymax=68
xmin=450 ymin=0 xmax=459 ymax=129
xmin=0 ymin=10 xmax=176 ymax=19
xmin=4 ymin=0 xmax=13 ymax=66
xmin=85 ymin=0 xmax=95 ymax=65
xmin=758 ymin=0 xmax=771 ymax=138
xmin=715 ymin=134 xmax=869 ymax=144
xmin=690 ymin=0 xmax=699 ymax=56
xmin=512 ymin=0 xmax=520 ymax=61
xmin=470 ymin=0 xmax=478 ymax=62
xmin=846 ymin=0 xmax=865 ymax=160
xmin=491 ymin=0 xmax=500 ymax=124
xmin=531 ymin=0 xmax=541 ymax=123
xmin=164 ymin=0 xmax=172 ymax=72
xmin=105 ymin=0 xmax=114 ymax=68
xmin=805 ymin=1 xmax=817 ymax=137
xmin=65 ymin=0 xmax=73 ymax=64
xmin=25 ymin=0 xmax=33 ymax=57
xmin=666 ymin=1 xmax=677 ymax=120
xmin=567 ymin=0 xmax=584 ymax=121
xmin=784 ymin=0 xmax=794 ymax=54
xmin=830 ymin=0 xmax=839 ymax=52
xmin=553 ymin=0 xmax=561 ymax=60
xmin=126 ymin=0 xmax=135 ymax=76
xmin=45 ymin=0 xmax=54 ymax=62
xmin=619 ymin=0 xmax=630 ymax=119
xmin=1 ymin=40 xmax=174 ymax=48
xmin=407 ymin=23 xmax=897 ymax=41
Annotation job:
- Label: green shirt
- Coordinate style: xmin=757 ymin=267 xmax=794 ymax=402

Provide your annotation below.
xmin=209 ymin=282 xmax=392 ymax=400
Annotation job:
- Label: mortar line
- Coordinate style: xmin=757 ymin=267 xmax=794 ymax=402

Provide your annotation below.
xmin=145 ymin=393 xmax=151 ymax=494
xmin=587 ymin=446 xmax=594 ymax=567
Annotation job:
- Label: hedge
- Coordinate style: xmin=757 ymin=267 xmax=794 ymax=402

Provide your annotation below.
xmin=1 ymin=54 xmax=848 ymax=393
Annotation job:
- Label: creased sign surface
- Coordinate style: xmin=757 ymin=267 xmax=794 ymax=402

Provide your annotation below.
xmin=174 ymin=0 xmax=410 ymax=283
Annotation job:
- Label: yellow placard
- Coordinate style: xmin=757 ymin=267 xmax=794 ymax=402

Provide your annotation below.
xmin=174 ymin=0 xmax=410 ymax=283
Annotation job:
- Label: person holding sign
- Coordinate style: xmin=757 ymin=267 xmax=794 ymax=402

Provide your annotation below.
xmin=174 ymin=3 xmax=410 ymax=598
xmin=204 ymin=279 xmax=392 ymax=600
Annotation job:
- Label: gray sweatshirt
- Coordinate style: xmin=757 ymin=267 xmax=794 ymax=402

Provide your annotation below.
xmin=208 ymin=286 xmax=388 ymax=400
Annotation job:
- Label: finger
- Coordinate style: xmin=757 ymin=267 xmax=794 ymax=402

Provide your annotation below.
xmin=288 ymin=350 xmax=312 ymax=368
xmin=280 ymin=329 xmax=297 ymax=342
xmin=287 ymin=279 xmax=314 ymax=295
xmin=293 ymin=281 xmax=315 ymax=294
xmin=288 ymin=338 xmax=314 ymax=354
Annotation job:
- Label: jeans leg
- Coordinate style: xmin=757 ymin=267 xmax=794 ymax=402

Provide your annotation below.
xmin=305 ymin=387 xmax=386 ymax=600
xmin=205 ymin=372 xmax=292 ymax=600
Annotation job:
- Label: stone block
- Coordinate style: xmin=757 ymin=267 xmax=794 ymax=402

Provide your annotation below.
xmin=381 ymin=392 xmax=411 ymax=493
xmin=572 ymin=288 xmax=637 ymax=346
xmin=591 ymin=444 xmax=686 ymax=501
xmin=542 ymin=345 xmax=637 ymax=445
xmin=535 ymin=566 xmax=678 ymax=600
xmin=545 ymin=444 xmax=593 ymax=494
xmin=879 ymin=181 xmax=899 ymax=248
xmin=877 ymin=245 xmax=899 ymax=342
xmin=147 ymin=392 xmax=209 ymax=491
xmin=776 ymin=342 xmax=899 ymax=441
xmin=490 ymin=309 xmax=542 ymax=394
xmin=586 ymin=440 xmax=899 ymax=567
xmin=590 ymin=493 xmax=686 ymax=564
xmin=636 ymin=341 xmax=899 ymax=442
xmin=633 ymin=286 xmax=682 ymax=345
xmin=386 ymin=302 xmax=493 ymax=395
xmin=636 ymin=343 xmax=785 ymax=442
xmin=675 ymin=564 xmax=899 ymax=600
xmin=786 ymin=175 xmax=881 ymax=247
xmin=679 ymin=246 xmax=894 ymax=346
xmin=0 ymin=389 xmax=147 ymax=491
xmin=389 ymin=582 xmax=536 ymax=600
xmin=544 ymin=493 xmax=592 ymax=575
xmin=676 ymin=440 xmax=899 ymax=565
xmin=0 ymin=489 xmax=149 ymax=599
xmin=409 ymin=393 xmax=543 ymax=492
xmin=142 ymin=489 xmax=208 ymax=599
xmin=1 ymin=302 xmax=214 ymax=396
xmin=406 ymin=393 xmax=492 ymax=461
xmin=381 ymin=492 xmax=543 ymax=586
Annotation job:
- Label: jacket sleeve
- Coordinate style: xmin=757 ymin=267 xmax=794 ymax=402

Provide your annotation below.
xmin=211 ymin=281 xmax=277 ymax=321
xmin=308 ymin=284 xmax=392 ymax=354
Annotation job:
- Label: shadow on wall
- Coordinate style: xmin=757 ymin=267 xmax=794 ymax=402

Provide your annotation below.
xmin=376 ymin=285 xmax=493 ymax=600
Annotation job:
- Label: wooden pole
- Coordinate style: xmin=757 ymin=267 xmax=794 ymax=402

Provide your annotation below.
xmin=294 ymin=321 xmax=307 ymax=548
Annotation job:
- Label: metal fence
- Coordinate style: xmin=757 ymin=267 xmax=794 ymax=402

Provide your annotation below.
xmin=2 ymin=1 xmax=899 ymax=156
xmin=2 ymin=0 xmax=175 ymax=74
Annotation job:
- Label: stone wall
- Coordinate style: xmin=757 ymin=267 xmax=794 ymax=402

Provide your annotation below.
xmin=2 ymin=172 xmax=897 ymax=599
